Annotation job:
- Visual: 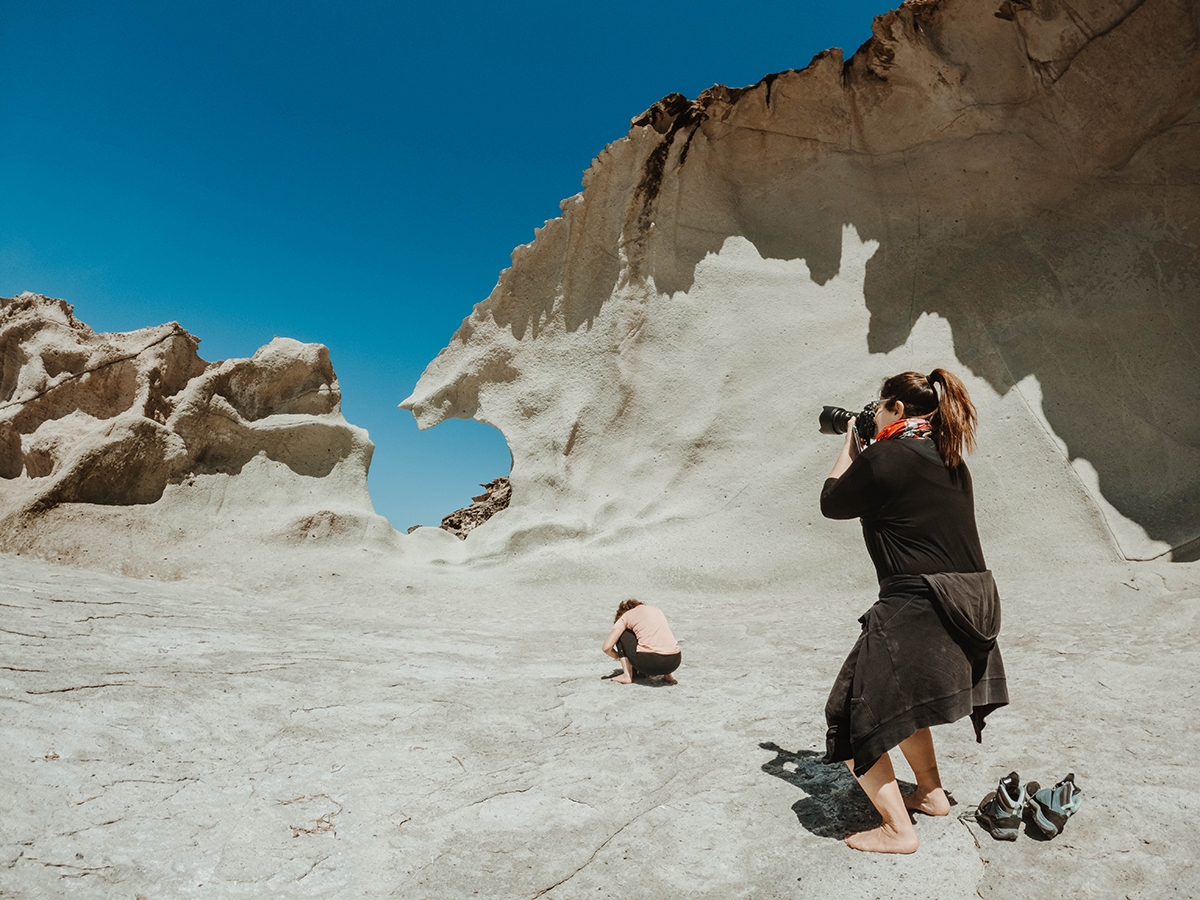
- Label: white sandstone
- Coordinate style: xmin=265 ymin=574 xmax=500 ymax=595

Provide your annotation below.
xmin=3 ymin=0 xmax=1200 ymax=896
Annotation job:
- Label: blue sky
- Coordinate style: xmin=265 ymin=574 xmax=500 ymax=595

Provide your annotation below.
xmin=1 ymin=0 xmax=892 ymax=529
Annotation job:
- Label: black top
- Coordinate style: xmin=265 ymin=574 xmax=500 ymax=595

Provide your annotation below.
xmin=821 ymin=438 xmax=986 ymax=582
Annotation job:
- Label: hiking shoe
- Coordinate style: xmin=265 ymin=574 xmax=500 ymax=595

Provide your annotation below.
xmin=1026 ymin=773 xmax=1082 ymax=838
xmin=976 ymin=771 xmax=1024 ymax=841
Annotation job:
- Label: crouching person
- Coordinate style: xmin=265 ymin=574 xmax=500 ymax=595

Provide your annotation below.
xmin=602 ymin=599 xmax=680 ymax=684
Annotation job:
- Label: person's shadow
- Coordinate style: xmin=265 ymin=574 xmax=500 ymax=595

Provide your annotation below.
xmin=600 ymin=668 xmax=676 ymax=688
xmin=759 ymin=741 xmax=916 ymax=838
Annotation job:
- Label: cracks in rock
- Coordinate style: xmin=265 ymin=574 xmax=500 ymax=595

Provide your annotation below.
xmin=46 ymin=597 xmax=127 ymax=605
xmin=39 ymin=861 xmax=115 ymax=880
xmin=476 ymin=759 xmax=535 ymax=780
xmin=56 ymin=819 xmax=123 ymax=837
xmin=410 ymin=848 xmax=450 ymax=876
xmin=27 ymin=683 xmax=133 ymax=695
xmin=1010 ymin=0 xmax=1150 ymax=87
xmin=290 ymin=704 xmax=345 ymax=716
xmin=1 ymin=627 xmax=57 ymax=639
xmin=957 ymin=810 xmax=983 ymax=850
xmin=1058 ymin=0 xmax=1097 ymax=41
xmin=217 ymin=665 xmax=298 ymax=675
xmin=468 ymin=787 xmax=531 ymax=808
xmin=162 ymin=778 xmax=200 ymax=802
xmin=724 ymin=122 xmax=854 ymax=152
xmin=100 ymin=777 xmax=198 ymax=790
xmin=0 ymin=328 xmax=183 ymax=413
xmin=531 ymin=804 xmax=660 ymax=899
xmin=296 ymin=853 xmax=331 ymax=881
xmin=956 ymin=813 xmax=990 ymax=898
xmin=529 ymin=768 xmax=683 ymax=898
xmin=74 ymin=612 xmax=177 ymax=624
xmin=1 ymin=665 xmax=48 ymax=672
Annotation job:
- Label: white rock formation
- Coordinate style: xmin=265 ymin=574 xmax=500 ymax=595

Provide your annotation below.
xmin=0 ymin=292 xmax=396 ymax=573
xmin=404 ymin=0 xmax=1200 ymax=571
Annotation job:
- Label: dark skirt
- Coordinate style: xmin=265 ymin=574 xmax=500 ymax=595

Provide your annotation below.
xmin=824 ymin=574 xmax=1009 ymax=777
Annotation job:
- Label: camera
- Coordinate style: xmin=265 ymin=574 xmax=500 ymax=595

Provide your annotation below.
xmin=819 ymin=403 xmax=878 ymax=446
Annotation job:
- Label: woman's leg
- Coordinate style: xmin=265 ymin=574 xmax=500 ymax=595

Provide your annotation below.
xmin=844 ymin=753 xmax=920 ymax=854
xmin=630 ymin=651 xmax=680 ymax=683
xmin=898 ymin=727 xmax=950 ymax=815
xmin=613 ymin=630 xmax=638 ymax=684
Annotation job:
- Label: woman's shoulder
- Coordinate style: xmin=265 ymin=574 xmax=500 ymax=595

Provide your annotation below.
xmin=868 ymin=437 xmax=944 ymax=464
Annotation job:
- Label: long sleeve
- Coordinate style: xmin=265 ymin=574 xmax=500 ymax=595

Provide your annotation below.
xmin=821 ymin=451 xmax=880 ymax=520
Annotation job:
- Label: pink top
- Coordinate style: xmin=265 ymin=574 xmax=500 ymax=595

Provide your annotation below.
xmin=616 ymin=604 xmax=680 ymax=655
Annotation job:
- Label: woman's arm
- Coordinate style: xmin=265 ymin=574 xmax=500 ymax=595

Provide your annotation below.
xmin=826 ymin=417 xmax=860 ymax=481
xmin=602 ymin=619 xmax=626 ymax=659
xmin=821 ymin=419 xmax=880 ymax=520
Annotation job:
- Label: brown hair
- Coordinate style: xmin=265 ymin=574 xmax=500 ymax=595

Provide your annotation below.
xmin=614 ymin=598 xmax=642 ymax=623
xmin=879 ymin=368 xmax=977 ymax=467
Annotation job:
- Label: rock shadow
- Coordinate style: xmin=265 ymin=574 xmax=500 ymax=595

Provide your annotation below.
xmin=759 ymin=741 xmax=915 ymax=839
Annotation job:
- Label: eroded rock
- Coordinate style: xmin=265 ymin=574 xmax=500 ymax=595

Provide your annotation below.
xmin=403 ymin=0 xmax=1200 ymax=569
xmin=0 ymin=293 xmax=393 ymax=571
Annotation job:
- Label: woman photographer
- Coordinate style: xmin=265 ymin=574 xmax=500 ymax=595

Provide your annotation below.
xmin=820 ymin=369 xmax=1008 ymax=853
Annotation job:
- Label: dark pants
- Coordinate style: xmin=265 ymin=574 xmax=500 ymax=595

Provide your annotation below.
xmin=616 ymin=629 xmax=681 ymax=677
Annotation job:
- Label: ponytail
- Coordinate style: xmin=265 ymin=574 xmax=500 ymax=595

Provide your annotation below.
xmin=878 ymin=368 xmax=977 ymax=467
xmin=926 ymin=368 xmax=976 ymax=467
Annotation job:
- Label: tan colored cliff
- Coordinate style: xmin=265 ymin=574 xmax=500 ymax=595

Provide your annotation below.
xmin=404 ymin=0 xmax=1200 ymax=570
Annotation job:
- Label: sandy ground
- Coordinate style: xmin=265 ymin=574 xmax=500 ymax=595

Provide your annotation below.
xmin=2 ymin=549 xmax=1198 ymax=899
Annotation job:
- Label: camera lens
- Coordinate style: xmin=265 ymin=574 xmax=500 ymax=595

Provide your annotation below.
xmin=819 ymin=406 xmax=854 ymax=435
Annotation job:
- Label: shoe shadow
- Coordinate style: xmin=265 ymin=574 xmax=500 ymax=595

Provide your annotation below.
xmin=759 ymin=741 xmax=916 ymax=839
xmin=1022 ymin=817 xmax=1055 ymax=841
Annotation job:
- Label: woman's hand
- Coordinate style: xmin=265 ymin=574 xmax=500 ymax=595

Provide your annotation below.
xmin=602 ymin=620 xmax=625 ymax=658
xmin=827 ymin=416 xmax=859 ymax=480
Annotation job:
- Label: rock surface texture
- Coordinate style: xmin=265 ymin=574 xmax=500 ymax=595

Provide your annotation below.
xmin=2 ymin=552 xmax=1197 ymax=899
xmin=403 ymin=0 xmax=1200 ymax=569
xmin=0 ymin=293 xmax=394 ymax=573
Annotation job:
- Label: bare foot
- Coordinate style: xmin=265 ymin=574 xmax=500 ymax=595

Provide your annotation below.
xmin=612 ymin=673 xmax=632 ymax=684
xmin=904 ymin=786 xmax=950 ymax=816
xmin=661 ymin=674 xmax=677 ymax=684
xmin=844 ymin=823 xmax=919 ymax=854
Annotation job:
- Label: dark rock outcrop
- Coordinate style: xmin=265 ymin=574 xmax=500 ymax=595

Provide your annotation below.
xmin=440 ymin=477 xmax=512 ymax=539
